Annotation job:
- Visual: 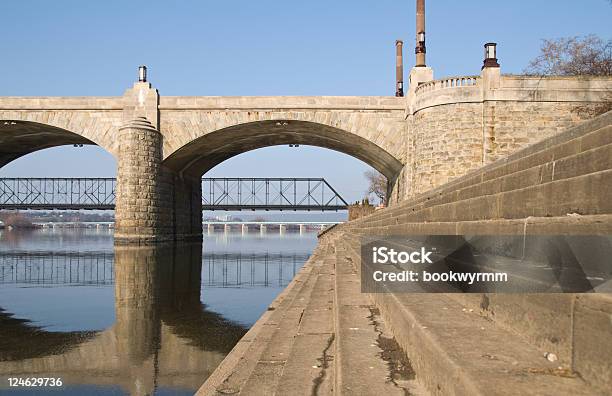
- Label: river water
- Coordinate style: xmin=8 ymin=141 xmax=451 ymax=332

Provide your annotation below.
xmin=0 ymin=228 xmax=318 ymax=395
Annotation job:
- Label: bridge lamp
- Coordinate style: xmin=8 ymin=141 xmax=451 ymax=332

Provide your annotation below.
xmin=138 ymin=65 xmax=147 ymax=82
xmin=485 ymin=43 xmax=496 ymax=60
xmin=417 ymin=31 xmax=425 ymax=45
xmin=415 ymin=31 xmax=426 ymax=54
xmin=483 ymin=43 xmax=500 ymax=68
xmin=415 ymin=31 xmax=426 ymax=66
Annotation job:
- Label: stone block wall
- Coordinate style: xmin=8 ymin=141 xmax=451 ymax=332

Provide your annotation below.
xmin=482 ymin=101 xmax=598 ymax=164
xmin=164 ymin=171 xmax=202 ymax=241
xmin=114 ymin=117 xmax=202 ymax=244
xmin=410 ymin=102 xmax=484 ymax=196
xmin=396 ymin=72 xmax=612 ymax=200
xmin=114 ymin=118 xmax=169 ymax=243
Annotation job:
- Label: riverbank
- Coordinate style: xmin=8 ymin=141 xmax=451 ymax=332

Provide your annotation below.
xmin=197 ymin=233 xmax=426 ymax=395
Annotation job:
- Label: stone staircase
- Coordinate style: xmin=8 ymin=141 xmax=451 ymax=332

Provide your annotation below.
xmin=333 ymin=235 xmax=607 ymax=395
xmin=197 ymin=238 xmax=428 ymax=395
xmin=322 ymin=111 xmax=612 ymax=395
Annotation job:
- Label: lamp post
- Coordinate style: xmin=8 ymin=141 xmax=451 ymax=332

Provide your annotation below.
xmin=138 ymin=65 xmax=147 ymax=82
xmin=482 ymin=43 xmax=500 ymax=69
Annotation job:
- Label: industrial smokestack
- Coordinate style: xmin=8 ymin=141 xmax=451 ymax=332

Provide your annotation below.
xmin=395 ymin=40 xmax=404 ymax=97
xmin=415 ymin=0 xmax=426 ymax=67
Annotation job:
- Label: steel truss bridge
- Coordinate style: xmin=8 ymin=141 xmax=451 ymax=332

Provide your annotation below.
xmin=0 ymin=177 xmax=348 ymax=211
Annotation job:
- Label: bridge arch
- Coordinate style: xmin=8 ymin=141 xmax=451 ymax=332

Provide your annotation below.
xmin=0 ymin=110 xmax=121 ymax=169
xmin=162 ymin=119 xmax=405 ymax=181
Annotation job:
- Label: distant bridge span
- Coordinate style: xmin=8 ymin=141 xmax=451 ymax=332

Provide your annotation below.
xmin=0 ymin=177 xmax=348 ymax=211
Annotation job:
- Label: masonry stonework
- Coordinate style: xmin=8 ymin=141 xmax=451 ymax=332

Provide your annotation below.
xmin=1 ymin=72 xmax=611 ymax=242
xmin=411 ymin=103 xmax=484 ymax=195
xmin=114 ymin=117 xmax=172 ymax=243
xmin=481 ymin=101 xmax=597 ymax=163
xmin=391 ymin=71 xmax=612 ymax=201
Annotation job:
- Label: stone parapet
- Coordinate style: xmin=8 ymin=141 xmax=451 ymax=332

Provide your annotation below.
xmin=412 ymin=74 xmax=612 ymax=113
xmin=0 ymin=97 xmax=124 ymax=110
xmin=158 ymin=96 xmax=405 ymax=110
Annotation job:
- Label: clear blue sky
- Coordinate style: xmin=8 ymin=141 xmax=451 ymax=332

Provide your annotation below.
xmin=1 ymin=0 xmax=610 ymax=203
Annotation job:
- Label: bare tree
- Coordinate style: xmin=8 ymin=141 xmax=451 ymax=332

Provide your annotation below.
xmin=524 ymin=35 xmax=612 ymax=117
xmin=364 ymin=170 xmax=387 ymax=205
xmin=524 ymin=35 xmax=611 ymax=76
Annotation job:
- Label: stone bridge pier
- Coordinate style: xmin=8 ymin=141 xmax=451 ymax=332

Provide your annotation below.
xmin=114 ymin=81 xmax=203 ymax=244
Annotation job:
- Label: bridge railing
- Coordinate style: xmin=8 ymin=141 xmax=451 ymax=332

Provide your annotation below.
xmin=415 ymin=75 xmax=480 ymax=95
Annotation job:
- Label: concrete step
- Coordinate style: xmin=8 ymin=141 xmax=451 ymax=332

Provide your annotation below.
xmin=370 ymin=167 xmax=612 ymax=226
xmin=196 ymin=247 xmax=327 ymax=395
xmin=452 ymin=293 xmax=612 ymax=394
xmin=337 ymin=232 xmax=612 ymax=394
xmin=482 ymin=125 xmax=612 ymax=184
xmin=394 ymin=122 xmax=612 ymax=213
xmin=370 ymin=291 xmax=600 ymax=396
xmin=272 ymin=261 xmax=336 ymax=395
xmin=198 ymin=239 xmax=430 ymax=395
xmin=403 ymin=140 xmax=612 ymax=214
xmin=356 ymin=124 xmax=611 ymax=227
xmin=237 ymin=259 xmax=325 ymax=395
xmin=344 ymin=215 xmax=612 ymax=239
xmin=333 ymin=247 xmax=429 ymax=396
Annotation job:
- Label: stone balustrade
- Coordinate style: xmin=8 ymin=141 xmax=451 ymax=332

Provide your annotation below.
xmin=415 ymin=75 xmax=480 ymax=94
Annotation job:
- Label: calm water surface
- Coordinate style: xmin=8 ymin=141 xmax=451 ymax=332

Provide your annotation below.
xmin=0 ymin=228 xmax=317 ymax=395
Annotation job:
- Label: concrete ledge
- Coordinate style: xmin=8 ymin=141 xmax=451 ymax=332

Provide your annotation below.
xmin=159 ymin=96 xmax=406 ymax=110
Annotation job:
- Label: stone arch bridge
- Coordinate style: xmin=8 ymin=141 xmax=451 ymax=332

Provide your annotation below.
xmin=1 ymin=67 xmax=610 ymax=242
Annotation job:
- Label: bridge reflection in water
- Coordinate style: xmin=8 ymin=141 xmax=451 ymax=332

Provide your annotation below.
xmin=0 ymin=250 xmax=306 ymax=288
xmin=0 ymin=242 xmax=256 ymax=395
